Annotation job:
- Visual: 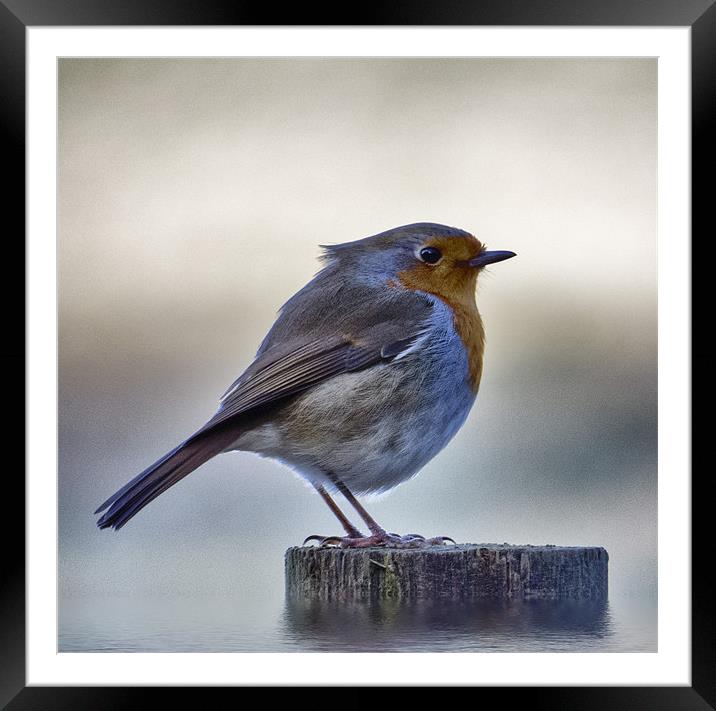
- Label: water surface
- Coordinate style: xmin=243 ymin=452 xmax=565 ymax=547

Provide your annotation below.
xmin=59 ymin=592 xmax=655 ymax=653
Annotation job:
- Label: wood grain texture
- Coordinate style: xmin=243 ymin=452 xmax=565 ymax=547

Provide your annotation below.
xmin=285 ymin=544 xmax=609 ymax=601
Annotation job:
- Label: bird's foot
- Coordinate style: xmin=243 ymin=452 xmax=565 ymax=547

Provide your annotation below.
xmin=302 ymin=531 xmax=456 ymax=549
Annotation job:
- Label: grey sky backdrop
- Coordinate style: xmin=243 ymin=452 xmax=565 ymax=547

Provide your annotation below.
xmin=58 ymin=59 xmax=656 ymax=615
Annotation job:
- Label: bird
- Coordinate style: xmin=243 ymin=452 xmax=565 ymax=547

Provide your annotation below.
xmin=95 ymin=222 xmax=515 ymax=548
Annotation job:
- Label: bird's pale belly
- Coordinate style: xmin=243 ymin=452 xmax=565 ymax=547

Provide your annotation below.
xmin=231 ymin=343 xmax=477 ymax=495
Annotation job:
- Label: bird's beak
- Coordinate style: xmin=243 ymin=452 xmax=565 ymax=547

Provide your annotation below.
xmin=468 ymin=250 xmax=517 ymax=268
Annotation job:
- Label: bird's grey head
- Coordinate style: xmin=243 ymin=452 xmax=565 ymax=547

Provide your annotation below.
xmin=319 ymin=223 xmax=515 ymax=287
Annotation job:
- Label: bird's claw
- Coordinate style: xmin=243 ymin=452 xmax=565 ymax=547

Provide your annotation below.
xmin=302 ymin=532 xmax=458 ymax=548
xmin=302 ymin=534 xmax=344 ymax=547
xmin=424 ymin=535 xmax=457 ymax=546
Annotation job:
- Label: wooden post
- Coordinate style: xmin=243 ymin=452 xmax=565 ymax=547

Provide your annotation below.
xmin=285 ymin=544 xmax=608 ymax=601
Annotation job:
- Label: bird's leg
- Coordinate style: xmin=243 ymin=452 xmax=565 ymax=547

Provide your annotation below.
xmin=304 ymin=472 xmax=455 ymax=548
xmin=302 ymin=473 xmax=456 ymax=548
xmin=315 ymin=485 xmax=364 ymax=537
xmin=330 ymin=477 xmax=386 ymax=537
xmin=303 ymin=484 xmax=366 ymax=546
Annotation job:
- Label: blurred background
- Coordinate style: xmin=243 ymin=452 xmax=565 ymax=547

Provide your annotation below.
xmin=58 ymin=58 xmax=656 ymax=652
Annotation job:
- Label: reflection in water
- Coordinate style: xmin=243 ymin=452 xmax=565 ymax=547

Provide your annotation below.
xmin=60 ymin=593 xmax=659 ymax=652
xmin=282 ymin=596 xmax=612 ymax=652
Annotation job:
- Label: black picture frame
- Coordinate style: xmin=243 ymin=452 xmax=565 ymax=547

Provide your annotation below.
xmin=5 ymin=0 xmax=709 ymax=707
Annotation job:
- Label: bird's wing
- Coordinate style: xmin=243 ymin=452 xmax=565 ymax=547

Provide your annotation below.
xmin=94 ymin=288 xmax=434 ymax=530
xmin=198 ymin=293 xmax=434 ymax=435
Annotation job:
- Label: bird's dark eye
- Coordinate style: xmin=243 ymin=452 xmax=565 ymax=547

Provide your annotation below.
xmin=419 ymin=246 xmax=442 ymax=264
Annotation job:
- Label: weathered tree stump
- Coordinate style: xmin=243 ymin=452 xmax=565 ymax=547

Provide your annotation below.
xmin=285 ymin=544 xmax=608 ymax=601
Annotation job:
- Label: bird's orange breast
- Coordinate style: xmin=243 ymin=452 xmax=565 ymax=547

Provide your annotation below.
xmin=395 ymin=234 xmax=486 ymax=392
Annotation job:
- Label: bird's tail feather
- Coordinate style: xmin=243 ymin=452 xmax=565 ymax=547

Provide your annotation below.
xmin=95 ymin=425 xmax=240 ymax=531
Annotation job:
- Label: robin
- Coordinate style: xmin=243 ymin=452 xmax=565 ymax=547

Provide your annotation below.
xmin=95 ymin=223 xmax=515 ymax=548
